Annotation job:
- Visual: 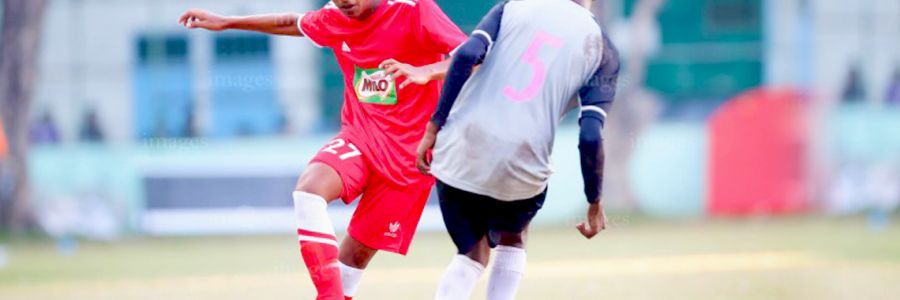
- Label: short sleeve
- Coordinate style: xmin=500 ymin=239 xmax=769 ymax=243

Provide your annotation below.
xmin=470 ymin=0 xmax=507 ymax=52
xmin=416 ymin=0 xmax=467 ymax=55
xmin=298 ymin=4 xmax=342 ymax=48
xmin=579 ymin=34 xmax=621 ymax=124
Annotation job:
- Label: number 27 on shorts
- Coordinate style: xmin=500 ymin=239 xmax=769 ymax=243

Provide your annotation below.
xmin=321 ymin=138 xmax=362 ymax=160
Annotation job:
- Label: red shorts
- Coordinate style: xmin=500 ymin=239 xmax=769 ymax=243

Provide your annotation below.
xmin=310 ymin=132 xmax=434 ymax=255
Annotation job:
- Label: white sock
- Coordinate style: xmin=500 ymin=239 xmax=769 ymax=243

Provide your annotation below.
xmin=292 ymin=191 xmax=337 ymax=245
xmin=339 ymin=262 xmax=364 ymax=298
xmin=435 ymin=255 xmax=485 ymax=300
xmin=487 ymin=246 xmax=527 ymax=300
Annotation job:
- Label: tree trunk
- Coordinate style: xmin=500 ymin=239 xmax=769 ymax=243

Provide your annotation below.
xmin=0 ymin=0 xmax=48 ymax=231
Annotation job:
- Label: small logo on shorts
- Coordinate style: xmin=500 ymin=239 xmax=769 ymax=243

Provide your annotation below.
xmin=385 ymin=221 xmax=400 ymax=238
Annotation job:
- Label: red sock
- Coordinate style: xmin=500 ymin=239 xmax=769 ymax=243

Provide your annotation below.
xmin=299 ymin=237 xmax=344 ymax=300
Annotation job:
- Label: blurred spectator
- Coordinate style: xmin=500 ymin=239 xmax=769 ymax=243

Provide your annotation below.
xmin=183 ymin=104 xmax=197 ymax=138
xmin=841 ymin=63 xmax=867 ymax=103
xmin=0 ymin=116 xmax=8 ymax=160
xmin=887 ymin=67 xmax=900 ymax=105
xmin=30 ymin=111 xmax=61 ymax=145
xmin=78 ymin=108 xmax=105 ymax=142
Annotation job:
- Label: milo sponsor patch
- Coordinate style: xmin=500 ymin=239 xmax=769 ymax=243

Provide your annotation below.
xmin=353 ymin=67 xmax=397 ymax=105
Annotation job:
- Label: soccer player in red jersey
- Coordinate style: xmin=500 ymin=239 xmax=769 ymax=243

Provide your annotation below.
xmin=179 ymin=1 xmax=466 ymax=299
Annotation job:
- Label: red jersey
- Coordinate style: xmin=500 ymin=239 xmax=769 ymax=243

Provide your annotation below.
xmin=299 ymin=0 xmax=466 ymax=186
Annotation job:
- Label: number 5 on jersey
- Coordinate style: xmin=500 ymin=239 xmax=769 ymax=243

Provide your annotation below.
xmin=503 ymin=31 xmax=564 ymax=102
xmin=322 ymin=138 xmax=362 ymax=160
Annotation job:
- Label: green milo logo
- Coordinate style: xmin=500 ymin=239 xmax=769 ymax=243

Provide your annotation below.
xmin=353 ymin=67 xmax=397 ymax=105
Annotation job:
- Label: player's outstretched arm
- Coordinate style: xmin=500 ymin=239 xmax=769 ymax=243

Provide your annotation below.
xmin=380 ymin=59 xmax=452 ymax=90
xmin=179 ymin=9 xmax=302 ymax=36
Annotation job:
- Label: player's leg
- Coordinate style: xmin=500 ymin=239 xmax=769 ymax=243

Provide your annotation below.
xmin=293 ymin=162 xmax=345 ymax=300
xmin=337 ymin=235 xmax=378 ymax=300
xmin=484 ymin=189 xmax=546 ymax=300
xmin=295 ymin=135 xmax=370 ymax=300
xmin=434 ymin=181 xmax=491 ymax=300
xmin=338 ymin=172 xmax=433 ymax=298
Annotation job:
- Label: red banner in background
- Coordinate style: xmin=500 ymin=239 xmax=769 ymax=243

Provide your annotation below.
xmin=708 ymin=88 xmax=809 ymax=216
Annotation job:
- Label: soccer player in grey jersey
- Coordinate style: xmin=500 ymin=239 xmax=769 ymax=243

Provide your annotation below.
xmin=415 ymin=0 xmax=620 ymax=299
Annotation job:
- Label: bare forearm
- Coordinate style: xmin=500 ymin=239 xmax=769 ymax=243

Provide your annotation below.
xmin=422 ymin=59 xmax=452 ymax=81
xmin=225 ymin=13 xmax=301 ymax=36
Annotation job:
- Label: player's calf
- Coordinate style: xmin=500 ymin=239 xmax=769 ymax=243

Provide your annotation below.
xmin=461 ymin=236 xmax=492 ymax=267
xmin=338 ymin=235 xmax=378 ymax=299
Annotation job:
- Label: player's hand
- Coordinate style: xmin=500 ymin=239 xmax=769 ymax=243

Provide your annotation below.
xmin=416 ymin=121 xmax=439 ymax=175
xmin=381 ymin=59 xmax=432 ymax=89
xmin=179 ymin=9 xmax=230 ymax=31
xmin=576 ymin=201 xmax=606 ymax=239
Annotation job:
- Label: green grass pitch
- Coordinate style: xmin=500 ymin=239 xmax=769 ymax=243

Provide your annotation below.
xmin=1 ymin=217 xmax=898 ymax=299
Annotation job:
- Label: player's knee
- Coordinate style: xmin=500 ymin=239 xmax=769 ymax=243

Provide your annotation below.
xmin=496 ymin=231 xmax=526 ymax=248
xmin=294 ymin=163 xmax=342 ymax=200
xmin=294 ymin=177 xmax=325 ymax=196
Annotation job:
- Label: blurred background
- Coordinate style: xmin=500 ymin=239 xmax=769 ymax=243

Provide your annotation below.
xmin=0 ymin=0 xmax=899 ymax=299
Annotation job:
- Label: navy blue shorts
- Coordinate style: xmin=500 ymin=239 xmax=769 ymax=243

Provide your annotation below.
xmin=436 ymin=180 xmax=546 ymax=254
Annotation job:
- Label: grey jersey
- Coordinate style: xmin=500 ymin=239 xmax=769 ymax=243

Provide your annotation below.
xmin=431 ymin=0 xmax=606 ymax=201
